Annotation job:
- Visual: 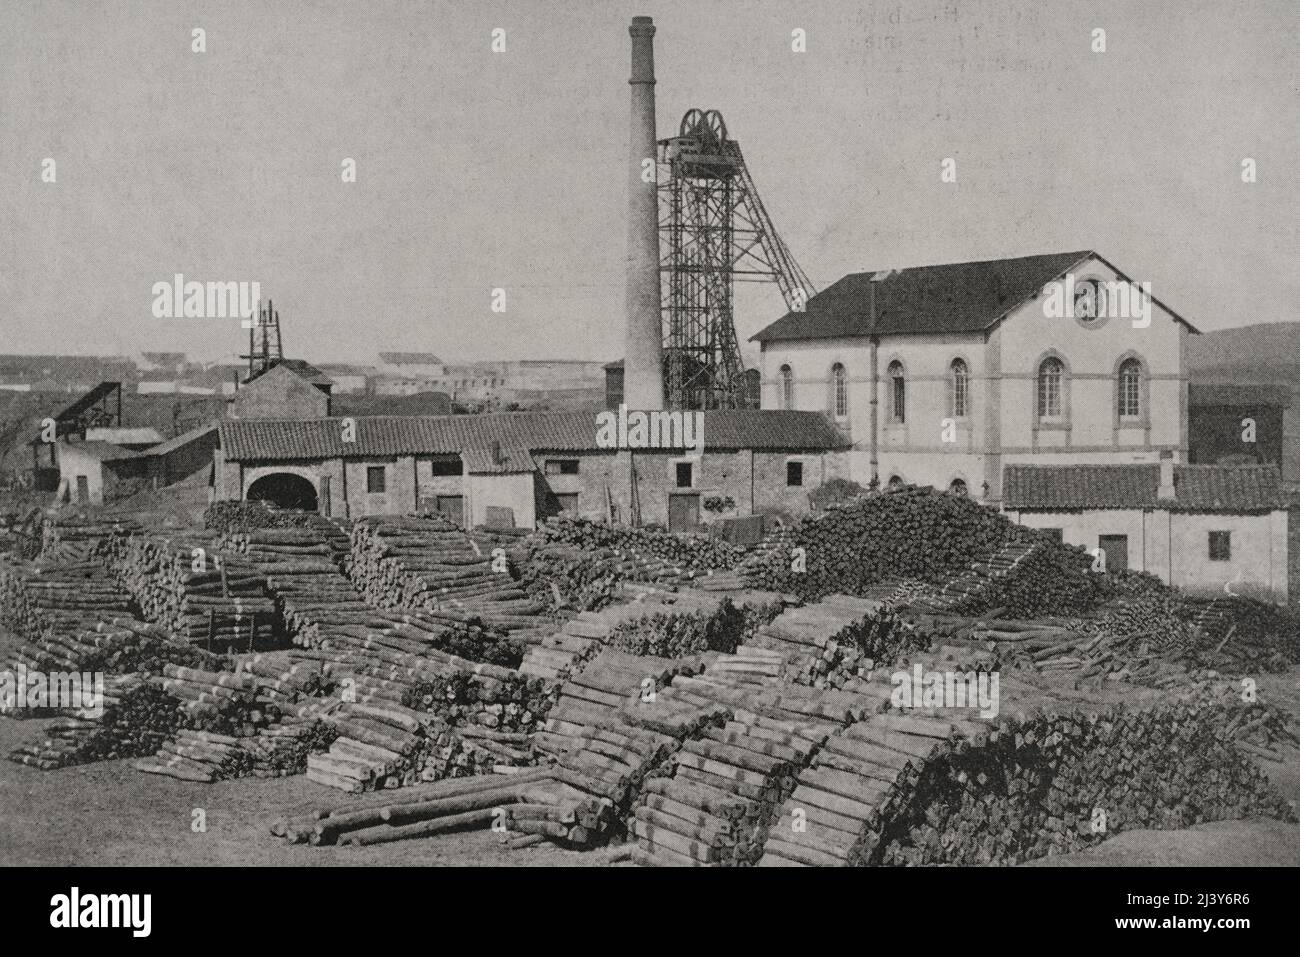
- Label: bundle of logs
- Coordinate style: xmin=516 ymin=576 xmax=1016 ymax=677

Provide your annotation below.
xmin=278 ymin=628 xmax=556 ymax=792
xmin=272 ymin=767 xmax=612 ymax=848
xmin=516 ymin=539 xmax=703 ymax=612
xmin=8 ymin=681 xmax=184 ymax=770
xmin=740 ymin=486 xmax=1029 ymax=601
xmin=350 ymin=516 xmax=549 ymax=643
xmin=954 ymin=543 xmax=1112 ymax=619
xmin=112 ymin=534 xmax=274 ymax=648
xmin=6 ymin=616 xmax=219 ymax=684
xmin=39 ymin=515 xmax=145 ymax=564
xmin=742 ymin=595 xmax=928 ymax=689
xmin=0 ymin=557 xmax=140 ymax=642
xmin=869 ymin=696 xmax=1294 ymax=865
xmin=538 ymin=515 xmax=747 ymax=573
xmin=604 ymin=595 xmax=777 ymax=660
xmin=152 ymin=663 xmax=284 ymax=735
xmin=631 ymin=706 xmax=827 ymax=866
xmin=1179 ymin=594 xmax=1300 ymax=672
xmin=530 ymin=648 xmax=727 ymax=831
xmin=519 ymin=588 xmax=783 ymax=682
xmin=218 ymin=523 xmax=374 ymax=648
xmin=624 ymin=657 xmax=882 ymax=866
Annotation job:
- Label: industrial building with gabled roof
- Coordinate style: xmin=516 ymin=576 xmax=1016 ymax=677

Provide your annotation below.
xmin=213 ymin=409 xmax=851 ymax=531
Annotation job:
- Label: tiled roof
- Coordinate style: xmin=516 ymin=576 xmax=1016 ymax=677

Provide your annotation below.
xmin=1188 ymin=384 xmax=1292 ymax=408
xmin=244 ymin=359 xmax=333 ymax=388
xmin=218 ymin=410 xmax=849 ymax=462
xmin=752 ymin=250 xmax=1197 ymax=343
xmin=1003 ymin=464 xmax=1284 ymax=513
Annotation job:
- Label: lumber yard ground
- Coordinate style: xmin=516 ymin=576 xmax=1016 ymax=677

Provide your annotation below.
xmin=3 ymin=620 xmax=1299 ymax=867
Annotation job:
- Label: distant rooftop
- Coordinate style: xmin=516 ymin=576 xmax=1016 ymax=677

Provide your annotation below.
xmin=379 ymin=352 xmax=443 ymax=366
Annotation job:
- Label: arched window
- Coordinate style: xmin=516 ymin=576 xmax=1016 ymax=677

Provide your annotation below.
xmin=831 ymin=363 xmax=847 ymax=418
xmin=887 ymin=360 xmax=905 ymax=423
xmin=948 ymin=478 xmax=968 ymax=496
xmin=887 ymin=474 xmax=904 ymax=489
xmin=779 ymin=365 xmax=794 ymax=410
xmin=949 ymin=358 xmax=969 ymax=418
xmin=1118 ymin=358 xmax=1141 ymax=418
xmin=1037 ymin=357 xmax=1063 ymax=419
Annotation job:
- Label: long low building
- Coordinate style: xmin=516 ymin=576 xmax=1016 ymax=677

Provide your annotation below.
xmin=1003 ymin=460 xmax=1289 ymax=603
xmin=214 ymin=410 xmax=851 ymax=530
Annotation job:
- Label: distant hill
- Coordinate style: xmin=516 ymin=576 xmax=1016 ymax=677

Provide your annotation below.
xmin=1187 ymin=322 xmax=1300 ymax=384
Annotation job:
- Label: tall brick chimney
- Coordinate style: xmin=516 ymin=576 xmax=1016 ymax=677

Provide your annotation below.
xmin=623 ymin=16 xmax=665 ymax=410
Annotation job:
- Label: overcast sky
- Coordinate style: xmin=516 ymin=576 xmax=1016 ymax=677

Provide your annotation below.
xmin=1 ymin=0 xmax=1296 ymax=365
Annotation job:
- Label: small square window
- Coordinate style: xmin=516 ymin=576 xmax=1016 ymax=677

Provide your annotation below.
xmin=1208 ymin=531 xmax=1231 ymax=562
xmin=786 ymin=461 xmax=803 ymax=487
xmin=546 ymin=459 xmax=579 ymax=476
xmin=366 ymin=466 xmax=386 ymax=493
xmin=675 ymin=462 xmax=693 ymax=489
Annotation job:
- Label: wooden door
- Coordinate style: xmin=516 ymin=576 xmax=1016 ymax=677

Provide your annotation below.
xmin=668 ymin=493 xmax=700 ymax=532
xmin=1098 ymin=534 xmax=1128 ymax=573
xmin=436 ymin=495 xmax=464 ymax=528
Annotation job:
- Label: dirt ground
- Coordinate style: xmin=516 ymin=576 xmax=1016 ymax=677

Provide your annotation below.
xmin=3 ymin=626 xmax=1299 ymax=867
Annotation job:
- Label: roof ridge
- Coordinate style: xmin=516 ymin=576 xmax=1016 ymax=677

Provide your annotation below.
xmin=842 ymin=249 xmax=1096 ymax=278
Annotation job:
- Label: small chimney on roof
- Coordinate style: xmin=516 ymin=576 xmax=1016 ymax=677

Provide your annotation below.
xmin=491 ymin=440 xmax=503 ymax=466
xmin=1157 ymin=451 xmax=1176 ymax=501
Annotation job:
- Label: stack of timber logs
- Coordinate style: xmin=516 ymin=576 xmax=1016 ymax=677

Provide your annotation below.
xmin=111 ymin=534 xmax=274 ymax=648
xmin=218 ymin=522 xmax=367 ymax=648
xmin=758 ymin=673 xmax=1295 ymax=866
xmin=273 ymin=767 xmax=598 ymax=847
xmin=152 ymin=663 xmax=282 ymax=735
xmin=744 ymin=594 xmax=932 ymax=688
xmin=531 ymin=648 xmax=722 ymax=830
xmin=135 ymin=728 xmax=256 ymax=782
xmin=8 ymin=680 xmax=184 ymax=770
xmin=631 ymin=701 xmax=829 ymax=866
xmin=519 ymin=587 xmax=784 ymax=681
xmin=39 ymin=515 xmax=144 ymax=563
xmin=898 ymin=539 xmax=1042 ymax=614
xmin=739 ymin=486 xmax=1027 ymax=600
xmin=238 ymin=718 xmax=339 ymax=777
xmin=538 ymin=516 xmax=747 ymax=573
xmin=307 ymin=699 xmax=430 ymax=792
xmin=1 ymin=557 xmax=140 ymax=641
xmin=350 ymin=516 xmax=549 ymax=642
xmin=624 ymin=653 xmax=883 ymax=866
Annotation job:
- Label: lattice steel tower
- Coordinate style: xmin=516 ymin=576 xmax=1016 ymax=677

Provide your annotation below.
xmin=658 ymin=109 xmax=815 ymax=410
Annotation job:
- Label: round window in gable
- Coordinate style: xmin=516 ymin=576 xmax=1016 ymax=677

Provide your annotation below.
xmin=1073 ymin=278 xmax=1110 ymax=329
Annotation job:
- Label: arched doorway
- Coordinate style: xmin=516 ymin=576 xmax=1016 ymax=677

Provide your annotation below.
xmin=246 ymin=473 xmax=318 ymax=511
